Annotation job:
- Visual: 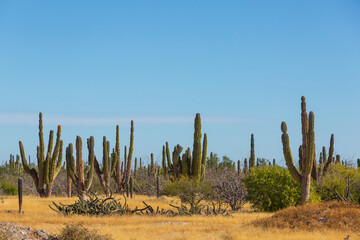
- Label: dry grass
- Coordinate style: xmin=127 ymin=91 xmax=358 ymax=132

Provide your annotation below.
xmin=254 ymin=201 xmax=360 ymax=231
xmin=0 ymin=195 xmax=358 ymax=240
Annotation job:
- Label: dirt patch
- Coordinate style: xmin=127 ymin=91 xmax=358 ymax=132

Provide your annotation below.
xmin=0 ymin=222 xmax=56 ymax=240
xmin=253 ymin=201 xmax=360 ymax=231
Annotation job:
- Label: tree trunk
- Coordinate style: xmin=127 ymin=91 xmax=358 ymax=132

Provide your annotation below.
xmin=300 ymin=174 xmax=311 ymax=204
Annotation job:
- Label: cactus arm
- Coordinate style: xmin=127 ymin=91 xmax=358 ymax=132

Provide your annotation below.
xmin=46 ymin=130 xmax=54 ymax=160
xmin=19 ymin=141 xmax=32 ymax=174
xmin=122 ymin=120 xmax=134 ymax=188
xmin=166 ymin=142 xmax=172 ymax=170
xmin=281 ymin=122 xmax=301 ymax=183
xmin=305 ymin=112 xmax=315 ymax=175
xmin=49 ymin=126 xmax=62 ymax=182
xmin=43 ymin=153 xmax=50 ymax=184
xmin=202 ymin=133 xmax=207 ymax=166
xmin=322 ymin=134 xmax=334 ymax=175
xmin=55 ymin=140 xmax=63 ymax=175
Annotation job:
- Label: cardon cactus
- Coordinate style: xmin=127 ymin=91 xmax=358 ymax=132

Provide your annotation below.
xmin=281 ymin=96 xmax=315 ymax=204
xmin=66 ymin=136 xmax=95 ymax=199
xmin=150 ymin=153 xmax=155 ymax=176
xmin=94 ymin=121 xmax=134 ymax=195
xmin=192 ymin=113 xmax=202 ymax=180
xmin=19 ymin=112 xmax=63 ymax=197
xmin=249 ymin=134 xmax=255 ymax=169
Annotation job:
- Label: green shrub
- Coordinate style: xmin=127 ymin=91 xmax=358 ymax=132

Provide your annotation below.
xmin=0 ymin=181 xmax=17 ymax=195
xmin=244 ymin=166 xmax=305 ymax=212
xmin=162 ymin=177 xmax=213 ymax=212
xmin=319 ymin=164 xmax=360 ymax=203
xmin=57 ymin=224 xmax=112 ymax=240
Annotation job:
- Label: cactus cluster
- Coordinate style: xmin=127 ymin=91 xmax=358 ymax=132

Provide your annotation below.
xmin=66 ymin=136 xmax=95 ymax=199
xmin=19 ymin=112 xmax=63 ymax=198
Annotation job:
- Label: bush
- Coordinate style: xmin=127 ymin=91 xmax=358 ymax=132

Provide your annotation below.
xmin=319 ymin=164 xmax=360 ymax=203
xmin=243 ymin=166 xmax=302 ymax=212
xmin=162 ymin=177 xmax=213 ymax=212
xmin=57 ymin=224 xmax=113 ymax=240
xmin=0 ymin=181 xmax=17 ymax=195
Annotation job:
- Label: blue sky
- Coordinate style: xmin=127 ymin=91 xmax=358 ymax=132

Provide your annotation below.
xmin=0 ymin=1 xmax=359 ymax=167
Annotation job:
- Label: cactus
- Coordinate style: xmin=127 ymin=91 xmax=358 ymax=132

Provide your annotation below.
xmin=150 ymin=153 xmax=155 ymax=176
xmin=281 ymin=96 xmax=315 ymax=204
xmin=139 ymin=157 xmax=142 ymax=168
xmin=243 ymin=158 xmax=248 ymax=174
xmin=19 ymin=113 xmax=63 ymax=197
xmin=322 ymin=134 xmax=335 ymax=176
xmin=357 ymin=159 xmax=360 ymax=170
xmin=94 ymin=121 xmax=134 ymax=195
xmin=202 ymin=133 xmax=207 ymax=167
xmin=134 ymin=157 xmax=137 ymax=177
xmin=192 ymin=113 xmax=202 ymax=180
xmin=156 ymin=175 xmax=160 ymax=198
xmin=172 ymin=144 xmax=183 ymax=178
xmin=273 ymin=159 xmax=276 ymax=166
xmin=166 ymin=142 xmax=172 ymax=171
xmin=66 ymin=136 xmax=95 ymax=199
xmin=124 ymin=145 xmax=127 ymax=174
xmin=129 ymin=176 xmax=133 ymax=198
xmin=336 ymin=155 xmax=341 ymax=165
xmin=237 ymin=160 xmax=241 ymax=176
xmin=249 ymin=134 xmax=255 ymax=169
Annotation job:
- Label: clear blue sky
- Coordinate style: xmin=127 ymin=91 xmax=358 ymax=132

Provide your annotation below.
xmin=1 ymin=1 xmax=359 ymax=167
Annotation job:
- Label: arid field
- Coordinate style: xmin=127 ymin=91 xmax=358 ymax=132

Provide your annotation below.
xmin=0 ymin=195 xmax=358 ymax=240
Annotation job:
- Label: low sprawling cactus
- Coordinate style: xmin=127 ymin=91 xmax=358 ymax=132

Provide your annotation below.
xmin=19 ymin=112 xmax=63 ymax=198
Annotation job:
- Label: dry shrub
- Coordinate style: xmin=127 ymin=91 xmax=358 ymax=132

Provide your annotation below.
xmin=57 ymin=224 xmax=113 ymax=240
xmin=254 ymin=201 xmax=360 ymax=231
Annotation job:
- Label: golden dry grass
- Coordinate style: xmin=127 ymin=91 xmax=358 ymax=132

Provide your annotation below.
xmin=0 ymin=195 xmax=358 ymax=240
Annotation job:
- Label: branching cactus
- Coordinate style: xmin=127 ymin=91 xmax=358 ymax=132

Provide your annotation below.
xmin=66 ymin=136 xmax=95 ymax=199
xmin=281 ymin=96 xmax=315 ymax=204
xmin=94 ymin=121 xmax=134 ymax=194
xmin=94 ymin=136 xmax=113 ymax=196
xmin=19 ymin=112 xmax=63 ymax=197
xmin=322 ymin=134 xmax=334 ymax=176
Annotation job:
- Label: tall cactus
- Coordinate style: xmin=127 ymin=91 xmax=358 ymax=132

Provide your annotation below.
xmin=281 ymin=96 xmax=315 ymax=204
xmin=116 ymin=120 xmax=134 ymax=192
xmin=150 ymin=153 xmax=155 ymax=176
xmin=66 ymin=136 xmax=95 ymax=199
xmin=192 ymin=113 xmax=202 ymax=180
xmin=166 ymin=142 xmax=172 ymax=171
xmin=19 ymin=112 xmax=63 ymax=197
xmin=162 ymin=145 xmax=167 ymax=173
xmin=249 ymin=134 xmax=255 ymax=170
xmin=237 ymin=160 xmax=241 ymax=176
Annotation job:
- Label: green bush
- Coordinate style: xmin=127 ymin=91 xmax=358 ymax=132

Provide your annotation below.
xmin=319 ymin=164 xmax=360 ymax=203
xmin=244 ymin=166 xmax=304 ymax=212
xmin=162 ymin=177 xmax=213 ymax=212
xmin=0 ymin=181 xmax=17 ymax=195
xmin=57 ymin=224 xmax=112 ymax=240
